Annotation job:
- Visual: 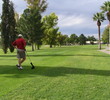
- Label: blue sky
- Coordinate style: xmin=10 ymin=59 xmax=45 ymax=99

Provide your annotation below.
xmin=0 ymin=0 xmax=109 ymax=38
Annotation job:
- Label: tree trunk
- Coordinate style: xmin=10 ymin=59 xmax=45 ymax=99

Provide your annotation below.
xmin=50 ymin=44 xmax=52 ymax=48
xmin=109 ymin=26 xmax=110 ymax=50
xmin=98 ymin=26 xmax=101 ymax=50
xmin=31 ymin=43 xmax=34 ymax=51
xmin=35 ymin=44 xmax=37 ymax=50
xmin=37 ymin=44 xmax=40 ymax=50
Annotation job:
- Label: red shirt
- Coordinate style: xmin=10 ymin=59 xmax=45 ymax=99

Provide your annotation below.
xmin=12 ymin=38 xmax=26 ymax=50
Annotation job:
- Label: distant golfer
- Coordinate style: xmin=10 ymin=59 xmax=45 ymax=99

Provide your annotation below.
xmin=12 ymin=34 xmax=26 ymax=69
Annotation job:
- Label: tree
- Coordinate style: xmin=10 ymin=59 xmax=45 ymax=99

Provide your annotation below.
xmin=15 ymin=12 xmax=19 ymax=23
xmin=101 ymin=1 xmax=110 ymax=47
xmin=0 ymin=23 xmax=1 ymax=32
xmin=0 ymin=14 xmax=1 ymax=32
xmin=57 ymin=32 xmax=64 ymax=47
xmin=79 ymin=34 xmax=87 ymax=45
xmin=70 ymin=34 xmax=79 ymax=45
xmin=63 ymin=35 xmax=70 ymax=45
xmin=101 ymin=1 xmax=110 ymax=25
xmin=8 ymin=1 xmax=16 ymax=52
xmin=1 ymin=0 xmax=16 ymax=53
xmin=42 ymin=13 xmax=59 ymax=48
xmin=87 ymin=36 xmax=97 ymax=45
xmin=102 ymin=26 xmax=109 ymax=45
xmin=1 ymin=0 xmax=10 ymax=53
xmin=93 ymin=12 xmax=105 ymax=50
xmin=24 ymin=0 xmax=48 ymax=13
xmin=16 ymin=8 xmax=44 ymax=50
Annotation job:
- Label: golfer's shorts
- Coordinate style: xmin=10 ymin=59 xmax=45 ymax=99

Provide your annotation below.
xmin=17 ymin=49 xmax=26 ymax=59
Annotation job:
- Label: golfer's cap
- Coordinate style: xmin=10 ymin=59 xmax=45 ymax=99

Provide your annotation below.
xmin=18 ymin=34 xmax=23 ymax=37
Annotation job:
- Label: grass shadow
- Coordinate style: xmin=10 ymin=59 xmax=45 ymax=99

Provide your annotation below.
xmin=28 ymin=54 xmax=110 ymax=57
xmin=0 ymin=54 xmax=109 ymax=58
xmin=0 ymin=65 xmax=110 ymax=78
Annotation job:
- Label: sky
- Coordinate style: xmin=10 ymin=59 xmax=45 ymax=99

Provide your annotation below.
xmin=0 ymin=0 xmax=109 ymax=38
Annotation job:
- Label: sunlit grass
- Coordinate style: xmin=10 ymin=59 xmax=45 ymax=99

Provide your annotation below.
xmin=0 ymin=45 xmax=110 ymax=100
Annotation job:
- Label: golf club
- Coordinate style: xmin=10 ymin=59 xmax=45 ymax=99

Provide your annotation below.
xmin=26 ymin=51 xmax=35 ymax=69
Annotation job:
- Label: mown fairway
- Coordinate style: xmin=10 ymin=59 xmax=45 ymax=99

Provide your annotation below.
xmin=0 ymin=45 xmax=110 ymax=100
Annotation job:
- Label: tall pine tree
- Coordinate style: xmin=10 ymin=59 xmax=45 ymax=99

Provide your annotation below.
xmin=1 ymin=0 xmax=16 ymax=53
xmin=1 ymin=0 xmax=10 ymax=53
xmin=9 ymin=1 xmax=16 ymax=52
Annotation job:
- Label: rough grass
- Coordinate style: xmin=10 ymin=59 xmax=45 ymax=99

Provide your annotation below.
xmin=0 ymin=45 xmax=110 ymax=100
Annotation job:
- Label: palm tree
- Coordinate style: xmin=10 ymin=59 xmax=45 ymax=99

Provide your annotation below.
xmin=101 ymin=1 xmax=110 ymax=24
xmin=101 ymin=1 xmax=110 ymax=48
xmin=93 ymin=12 xmax=105 ymax=50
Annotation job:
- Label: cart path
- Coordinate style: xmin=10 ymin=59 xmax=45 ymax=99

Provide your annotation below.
xmin=99 ymin=49 xmax=110 ymax=55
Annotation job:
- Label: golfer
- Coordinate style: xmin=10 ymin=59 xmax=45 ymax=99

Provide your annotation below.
xmin=12 ymin=34 xmax=26 ymax=69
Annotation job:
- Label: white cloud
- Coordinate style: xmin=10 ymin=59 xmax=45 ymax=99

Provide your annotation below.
xmin=0 ymin=0 xmax=109 ymax=38
xmin=57 ymin=14 xmax=98 ymax=30
xmin=58 ymin=14 xmax=85 ymax=27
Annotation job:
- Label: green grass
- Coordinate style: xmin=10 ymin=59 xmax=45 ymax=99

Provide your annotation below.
xmin=0 ymin=45 xmax=110 ymax=100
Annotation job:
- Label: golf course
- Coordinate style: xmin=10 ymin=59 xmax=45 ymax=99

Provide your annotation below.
xmin=1 ymin=0 xmax=110 ymax=99
xmin=0 ymin=45 xmax=110 ymax=100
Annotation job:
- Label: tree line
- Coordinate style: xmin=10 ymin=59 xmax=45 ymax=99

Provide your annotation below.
xmin=0 ymin=0 xmax=97 ymax=53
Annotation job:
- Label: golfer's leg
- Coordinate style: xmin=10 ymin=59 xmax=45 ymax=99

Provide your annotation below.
xmin=20 ymin=58 xmax=26 ymax=64
xmin=18 ymin=58 xmax=22 ymax=66
xmin=20 ymin=51 xmax=26 ymax=64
